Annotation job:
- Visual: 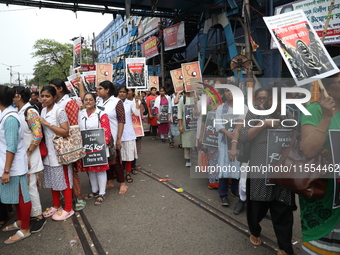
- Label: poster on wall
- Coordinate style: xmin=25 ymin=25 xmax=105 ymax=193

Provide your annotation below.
xmin=73 ymin=37 xmax=81 ymax=68
xmin=274 ymin=0 xmax=340 ymax=46
xmin=170 ymin=68 xmax=185 ymax=92
xmin=263 ymin=10 xmax=339 ymax=86
xmin=96 ymin=63 xmax=113 ymax=86
xmin=181 ymin=61 xmax=203 ymax=91
xmin=164 ymin=22 xmax=186 ymax=51
xmin=148 ymin=76 xmax=159 ymax=91
xmin=141 ymin=36 xmax=159 ymax=59
xmin=126 ymin=58 xmax=148 ymax=90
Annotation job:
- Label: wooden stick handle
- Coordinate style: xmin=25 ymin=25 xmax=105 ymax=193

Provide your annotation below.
xmin=317 ymin=80 xmax=329 ymax=97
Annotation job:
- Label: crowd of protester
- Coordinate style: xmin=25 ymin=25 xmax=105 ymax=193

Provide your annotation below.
xmin=0 ymin=71 xmax=339 ymax=255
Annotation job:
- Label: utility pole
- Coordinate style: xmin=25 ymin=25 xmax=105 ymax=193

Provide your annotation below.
xmin=159 ymin=18 xmax=165 ymax=87
xmin=2 ymin=63 xmax=20 ymax=86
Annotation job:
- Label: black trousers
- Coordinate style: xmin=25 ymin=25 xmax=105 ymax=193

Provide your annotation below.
xmin=0 ymin=202 xmax=8 ymax=222
xmin=246 ymin=185 xmax=294 ymax=255
xmin=150 ymin=125 xmax=158 ymax=137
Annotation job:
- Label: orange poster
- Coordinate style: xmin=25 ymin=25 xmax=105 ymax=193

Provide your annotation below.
xmin=170 ymin=68 xmax=184 ymax=92
xmin=148 ymin=76 xmax=159 ymax=91
xmin=96 ymin=63 xmax=113 ymax=86
xmin=132 ymin=113 xmax=144 ymax=137
xmin=181 ymin=61 xmax=203 ymax=91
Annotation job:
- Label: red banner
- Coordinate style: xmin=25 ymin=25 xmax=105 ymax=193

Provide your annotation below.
xmin=164 ymin=22 xmax=186 ymax=51
xmin=141 ymin=36 xmax=158 ymax=60
xmin=132 ymin=113 xmax=144 ymax=137
xmin=79 ymin=65 xmax=96 ymax=72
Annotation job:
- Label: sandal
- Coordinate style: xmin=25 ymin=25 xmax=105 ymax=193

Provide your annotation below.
xmin=74 ymin=199 xmax=86 ymax=211
xmin=2 ymin=221 xmax=20 ymax=232
xmin=169 ymin=142 xmax=174 ymax=148
xmin=250 ymin=234 xmax=262 ymax=246
xmin=42 ymin=207 xmax=62 ymax=218
xmin=0 ymin=221 xmax=6 ymax=229
xmin=4 ymin=230 xmax=31 ymax=244
xmin=125 ymin=174 xmax=133 ymax=183
xmin=131 ymin=168 xmax=138 ymax=175
xmin=94 ymin=195 xmax=105 ymax=206
xmin=84 ymin=192 xmax=99 ymax=200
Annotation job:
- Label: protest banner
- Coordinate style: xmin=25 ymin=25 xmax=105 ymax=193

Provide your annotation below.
xmin=181 ymin=61 xmax=203 ymax=91
xmin=149 ymin=76 xmax=159 ymax=91
xmin=164 ymin=22 xmax=186 ymax=51
xmin=65 ymin=81 xmax=77 ymax=98
xmin=81 ymin=128 xmax=108 ymax=167
xmin=126 ymin=58 xmax=147 ymax=89
xmin=274 ymin=0 xmax=340 ymax=45
xmin=172 ymin=106 xmax=178 ymax=125
xmin=82 ymin=71 xmax=96 ymax=92
xmin=265 ymin=129 xmax=293 ymax=185
xmin=170 ymin=68 xmax=185 ymax=92
xmin=159 ymin=105 xmax=169 ymax=123
xmin=202 ymin=112 xmax=218 ymax=147
xmin=141 ymin=36 xmax=159 ymax=59
xmin=329 ymin=130 xmax=340 ymax=208
xmin=132 ymin=113 xmax=144 ymax=137
xmin=67 ymin=74 xmax=81 ymax=98
xmin=96 ymin=63 xmax=113 ymax=86
xmin=263 ymin=10 xmax=339 ymax=86
xmin=184 ymin=104 xmax=197 ymax=130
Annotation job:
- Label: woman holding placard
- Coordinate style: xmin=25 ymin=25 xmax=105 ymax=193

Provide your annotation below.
xmin=154 ymin=87 xmax=171 ymax=143
xmin=78 ymin=93 xmax=112 ymax=205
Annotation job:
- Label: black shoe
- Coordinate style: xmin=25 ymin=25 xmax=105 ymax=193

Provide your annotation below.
xmin=30 ymin=217 xmax=46 ymax=233
xmin=220 ymin=196 xmax=229 ymax=206
xmin=231 ymin=191 xmax=240 ymax=199
xmin=265 ymin=211 xmax=272 ymax=220
xmin=234 ymin=200 xmax=246 ymax=215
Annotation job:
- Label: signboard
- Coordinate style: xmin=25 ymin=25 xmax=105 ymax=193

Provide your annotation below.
xmin=138 ymin=17 xmax=160 ymax=42
xmin=141 ymin=36 xmax=159 ymax=59
xmin=132 ymin=113 xmax=144 ymax=137
xmin=82 ymin=71 xmax=96 ymax=92
xmin=263 ymin=10 xmax=339 ymax=86
xmin=274 ymin=0 xmax=340 ymax=46
xmin=184 ymin=104 xmax=197 ymax=130
xmin=329 ymin=130 xmax=340 ymax=209
xmin=79 ymin=65 xmax=96 ymax=72
xmin=96 ymin=63 xmax=113 ymax=86
xmin=81 ymin=128 xmax=108 ymax=167
xmin=126 ymin=58 xmax=147 ymax=89
xmin=159 ymin=105 xmax=169 ymax=123
xmin=73 ymin=37 xmax=81 ymax=68
xmin=202 ymin=112 xmax=218 ymax=147
xmin=148 ymin=76 xmax=159 ymax=91
xmin=164 ymin=22 xmax=186 ymax=51
xmin=170 ymin=68 xmax=185 ymax=92
xmin=172 ymin=106 xmax=178 ymax=125
xmin=266 ymin=129 xmax=293 ymax=185
xmin=181 ymin=61 xmax=203 ymax=91
xmin=150 ymin=100 xmax=156 ymax=117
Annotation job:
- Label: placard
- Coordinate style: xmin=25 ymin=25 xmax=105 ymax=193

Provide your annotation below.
xmin=73 ymin=37 xmax=81 ymax=68
xmin=132 ymin=113 xmax=144 ymax=137
xmin=67 ymin=74 xmax=80 ymax=98
xmin=329 ymin=130 xmax=340 ymax=209
xmin=172 ymin=106 xmax=178 ymax=125
xmin=263 ymin=10 xmax=339 ymax=86
xmin=82 ymin=71 xmax=96 ymax=92
xmin=126 ymin=57 xmax=147 ymax=89
xmin=65 ymin=81 xmax=77 ymax=98
xmin=81 ymin=128 xmax=108 ymax=167
xmin=96 ymin=63 xmax=113 ymax=86
xmin=159 ymin=105 xmax=169 ymax=123
xmin=149 ymin=76 xmax=159 ymax=91
xmin=181 ymin=61 xmax=203 ymax=91
xmin=266 ymin=129 xmax=293 ymax=185
xmin=164 ymin=22 xmax=186 ymax=51
xmin=202 ymin=112 xmax=218 ymax=147
xmin=170 ymin=68 xmax=185 ymax=92
xmin=150 ymin=100 xmax=156 ymax=117
xmin=184 ymin=104 xmax=197 ymax=130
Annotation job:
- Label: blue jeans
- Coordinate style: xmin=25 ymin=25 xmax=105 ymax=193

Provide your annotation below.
xmin=218 ymin=178 xmax=239 ymax=198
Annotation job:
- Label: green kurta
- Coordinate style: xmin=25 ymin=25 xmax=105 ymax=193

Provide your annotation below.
xmin=300 ymin=103 xmax=340 ymax=242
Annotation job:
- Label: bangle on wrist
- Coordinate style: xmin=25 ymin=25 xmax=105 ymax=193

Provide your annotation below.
xmin=316 ymin=128 xmax=327 ymax=133
xmin=4 ymin=170 xmax=10 ymax=174
xmin=231 ymin=140 xmax=238 ymax=144
xmin=49 ymin=123 xmax=54 ymax=128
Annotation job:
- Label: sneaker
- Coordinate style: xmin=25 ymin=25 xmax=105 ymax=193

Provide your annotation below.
xmin=52 ymin=210 xmax=75 ymax=221
xmin=185 ymin=160 xmax=191 ymax=167
xmin=220 ymin=196 xmax=229 ymax=206
xmin=234 ymin=200 xmax=246 ymax=215
xmin=30 ymin=217 xmax=46 ymax=233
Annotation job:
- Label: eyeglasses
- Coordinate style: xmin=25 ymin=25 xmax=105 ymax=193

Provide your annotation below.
xmin=256 ymin=97 xmax=268 ymax=101
xmin=84 ymin=98 xmax=95 ymax=102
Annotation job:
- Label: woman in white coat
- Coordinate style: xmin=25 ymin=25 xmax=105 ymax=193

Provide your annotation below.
xmin=13 ymin=86 xmax=45 ymax=233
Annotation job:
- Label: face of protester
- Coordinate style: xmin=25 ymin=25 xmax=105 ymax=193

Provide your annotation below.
xmin=151 ymin=88 xmax=157 ymax=96
xmin=224 ymin=89 xmax=233 ymax=102
xmin=160 ymin=88 xmax=166 ymax=97
xmin=255 ymin=91 xmax=269 ymax=107
xmin=12 ymin=93 xmax=22 ymax=105
xmin=41 ymin=90 xmax=56 ymax=108
xmin=96 ymin=86 xmax=109 ymax=99
xmin=326 ymin=73 xmax=340 ymax=101
xmin=31 ymin=93 xmax=39 ymax=102
xmin=127 ymin=89 xmax=134 ymax=100
xmin=83 ymin=94 xmax=96 ymax=110
xmin=118 ymin=88 xmax=127 ymax=101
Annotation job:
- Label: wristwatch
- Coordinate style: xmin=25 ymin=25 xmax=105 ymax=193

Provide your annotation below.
xmin=27 ymin=148 xmax=32 ymax=153
xmin=49 ymin=123 xmax=54 ymax=128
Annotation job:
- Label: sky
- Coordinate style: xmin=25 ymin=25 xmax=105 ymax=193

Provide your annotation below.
xmin=0 ymin=5 xmax=113 ymax=84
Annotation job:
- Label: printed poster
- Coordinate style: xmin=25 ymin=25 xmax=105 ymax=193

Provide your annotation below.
xmin=73 ymin=37 xmax=81 ymax=68
xmin=181 ymin=61 xmax=203 ymax=91
xmin=170 ymin=68 xmax=185 ymax=92
xmin=126 ymin=58 xmax=147 ymax=89
xmin=164 ymin=22 xmax=186 ymax=51
xmin=67 ymin=74 xmax=81 ymax=98
xmin=159 ymin=105 xmax=169 ymax=123
xmin=149 ymin=76 xmax=159 ymax=91
xmin=172 ymin=106 xmax=178 ymax=125
xmin=274 ymin=0 xmax=340 ymax=45
xmin=184 ymin=104 xmax=197 ymax=130
xmin=141 ymin=36 xmax=159 ymax=59
xmin=82 ymin=71 xmax=96 ymax=92
xmin=263 ymin=10 xmax=339 ymax=86
xmin=96 ymin=63 xmax=113 ymax=86
xmin=65 ymin=81 xmax=77 ymax=98
xmin=132 ymin=113 xmax=144 ymax=137
xmin=81 ymin=128 xmax=108 ymax=167
xmin=202 ymin=112 xmax=218 ymax=148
